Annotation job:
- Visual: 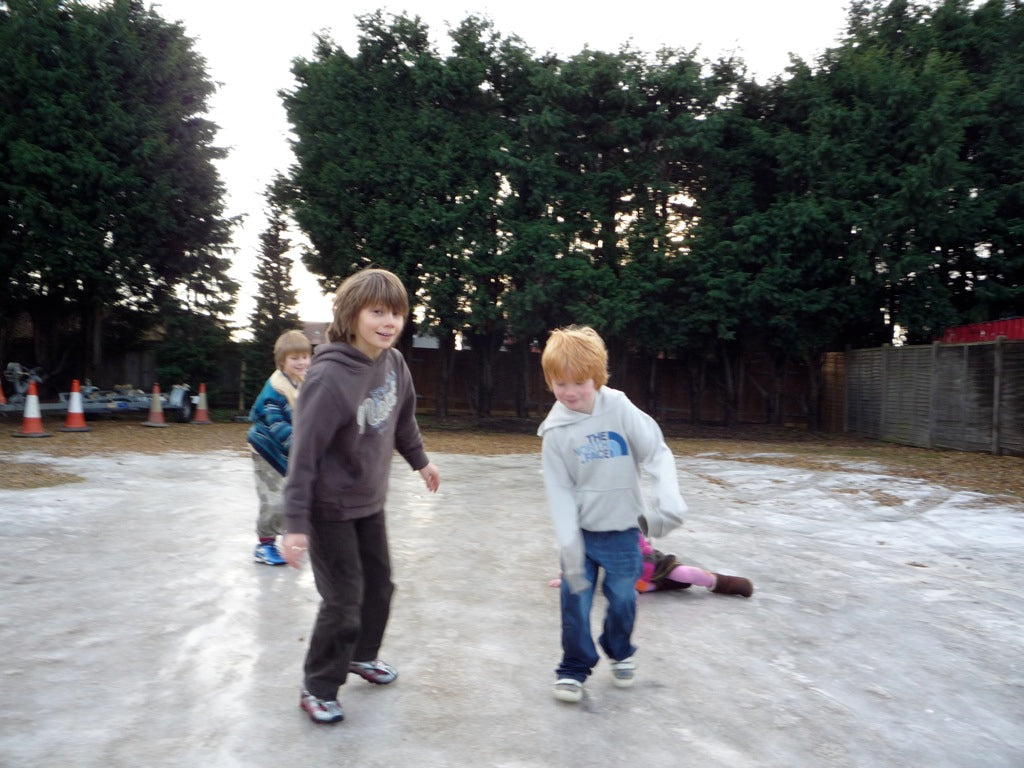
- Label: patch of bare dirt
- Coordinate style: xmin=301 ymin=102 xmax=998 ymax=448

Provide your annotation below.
xmin=0 ymin=414 xmax=539 ymax=490
xmin=1 ymin=413 xmax=1022 ymax=504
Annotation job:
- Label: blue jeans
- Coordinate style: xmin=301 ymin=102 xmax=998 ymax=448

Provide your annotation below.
xmin=556 ymin=528 xmax=642 ymax=682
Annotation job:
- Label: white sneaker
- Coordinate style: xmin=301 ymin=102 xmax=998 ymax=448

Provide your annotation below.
xmin=610 ymin=657 xmax=636 ymax=688
xmin=553 ymin=678 xmax=583 ymax=702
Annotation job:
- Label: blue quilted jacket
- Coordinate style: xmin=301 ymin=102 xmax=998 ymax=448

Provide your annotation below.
xmin=246 ymin=370 xmax=301 ymax=476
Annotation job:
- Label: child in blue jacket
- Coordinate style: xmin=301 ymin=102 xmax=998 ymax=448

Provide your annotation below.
xmin=247 ymin=329 xmax=311 ymax=565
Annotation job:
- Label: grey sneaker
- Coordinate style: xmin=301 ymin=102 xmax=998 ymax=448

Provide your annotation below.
xmin=610 ymin=657 xmax=636 ymax=688
xmin=299 ymin=689 xmax=344 ymax=724
xmin=349 ymin=659 xmax=397 ymax=685
xmin=553 ymin=678 xmax=583 ymax=702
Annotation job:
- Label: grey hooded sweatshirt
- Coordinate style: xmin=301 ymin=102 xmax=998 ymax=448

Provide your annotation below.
xmin=284 ymin=342 xmax=428 ymax=536
xmin=537 ymin=386 xmax=686 ymax=593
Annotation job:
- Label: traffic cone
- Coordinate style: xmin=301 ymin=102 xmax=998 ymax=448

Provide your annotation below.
xmin=12 ymin=381 xmax=52 ymax=438
xmin=59 ymin=379 xmax=93 ymax=432
xmin=0 ymin=385 xmax=7 ymax=406
xmin=192 ymin=382 xmax=212 ymax=424
xmin=141 ymin=383 xmax=170 ymax=428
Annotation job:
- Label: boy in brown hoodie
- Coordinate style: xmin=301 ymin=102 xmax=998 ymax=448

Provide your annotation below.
xmin=282 ymin=268 xmax=440 ymax=724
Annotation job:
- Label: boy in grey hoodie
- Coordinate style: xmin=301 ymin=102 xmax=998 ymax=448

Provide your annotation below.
xmin=537 ymin=326 xmax=685 ymax=703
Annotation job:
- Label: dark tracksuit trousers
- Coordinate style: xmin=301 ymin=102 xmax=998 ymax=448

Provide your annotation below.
xmin=303 ymin=511 xmax=394 ymax=699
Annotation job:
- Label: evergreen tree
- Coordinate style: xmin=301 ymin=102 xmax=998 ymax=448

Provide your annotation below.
xmin=242 ymin=199 xmax=302 ymax=406
xmin=283 ymin=12 xmax=508 ymax=415
xmin=0 ymin=0 xmax=237 ymax=383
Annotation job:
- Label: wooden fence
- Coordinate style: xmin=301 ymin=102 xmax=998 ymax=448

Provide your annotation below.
xmin=407 ymin=345 xmax=815 ymax=427
xmin=838 ymin=339 xmax=1024 ymax=456
xmin=42 ymin=334 xmax=1023 ymax=457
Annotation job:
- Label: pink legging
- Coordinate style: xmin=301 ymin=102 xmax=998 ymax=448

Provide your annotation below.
xmin=669 ymin=565 xmax=715 ymax=588
xmin=638 ymin=564 xmax=715 ymax=592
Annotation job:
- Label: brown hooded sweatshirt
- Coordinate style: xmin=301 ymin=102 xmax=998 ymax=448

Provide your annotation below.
xmin=283 ymin=341 xmax=428 ymax=536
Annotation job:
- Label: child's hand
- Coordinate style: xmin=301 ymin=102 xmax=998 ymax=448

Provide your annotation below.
xmin=419 ymin=462 xmax=440 ymax=492
xmin=282 ymin=532 xmax=309 ymax=569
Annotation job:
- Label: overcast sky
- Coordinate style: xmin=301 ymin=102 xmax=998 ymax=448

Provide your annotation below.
xmin=150 ymin=1 xmax=853 ymax=325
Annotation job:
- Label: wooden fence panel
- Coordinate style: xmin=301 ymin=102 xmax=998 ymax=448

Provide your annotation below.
xmin=1000 ymin=342 xmax=1024 ymax=454
xmin=822 ymin=352 xmax=845 ymax=433
xmin=935 ymin=344 xmax=995 ymax=452
xmin=879 ymin=345 xmax=933 ymax=448
xmin=845 ymin=348 xmax=882 ymax=439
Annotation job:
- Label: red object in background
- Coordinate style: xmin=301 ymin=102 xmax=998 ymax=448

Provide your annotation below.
xmin=941 ymin=317 xmax=1024 ymax=343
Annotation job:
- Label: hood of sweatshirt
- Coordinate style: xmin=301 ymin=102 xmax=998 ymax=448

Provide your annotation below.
xmin=537 ymin=387 xmax=611 ymax=436
xmin=311 ymin=340 xmax=377 ymax=371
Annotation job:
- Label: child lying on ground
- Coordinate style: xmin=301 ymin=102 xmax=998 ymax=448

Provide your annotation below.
xmin=549 ymin=531 xmax=753 ymax=597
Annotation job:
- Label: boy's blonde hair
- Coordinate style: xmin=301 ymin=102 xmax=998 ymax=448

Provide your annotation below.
xmin=541 ymin=325 xmax=609 ymax=390
xmin=326 ymin=268 xmax=410 ymax=344
xmin=274 ymin=329 xmax=312 ymax=369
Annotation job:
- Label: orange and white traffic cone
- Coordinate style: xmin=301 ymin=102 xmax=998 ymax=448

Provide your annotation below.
xmin=12 ymin=381 xmax=52 ymax=438
xmin=192 ymin=382 xmax=212 ymax=425
xmin=59 ymin=379 xmax=92 ymax=432
xmin=141 ymin=383 xmax=170 ymax=428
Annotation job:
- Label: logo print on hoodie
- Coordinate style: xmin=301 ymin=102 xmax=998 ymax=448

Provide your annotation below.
xmin=574 ymin=431 xmax=629 ymax=464
xmin=357 ymin=370 xmax=398 ymax=434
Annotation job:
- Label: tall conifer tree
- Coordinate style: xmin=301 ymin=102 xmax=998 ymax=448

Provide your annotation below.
xmin=243 ymin=200 xmax=301 ymax=403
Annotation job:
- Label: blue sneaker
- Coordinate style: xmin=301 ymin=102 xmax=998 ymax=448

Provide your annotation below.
xmin=254 ymin=541 xmax=286 ymax=566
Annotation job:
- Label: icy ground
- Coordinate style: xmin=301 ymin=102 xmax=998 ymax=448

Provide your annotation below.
xmin=0 ymin=450 xmax=1022 ymax=768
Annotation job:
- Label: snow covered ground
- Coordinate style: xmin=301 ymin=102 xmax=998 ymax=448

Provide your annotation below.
xmin=1 ymin=449 xmax=1022 ymax=767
